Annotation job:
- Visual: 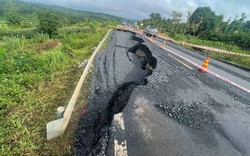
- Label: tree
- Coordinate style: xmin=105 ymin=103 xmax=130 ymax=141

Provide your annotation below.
xmin=244 ymin=21 xmax=250 ymax=30
xmin=4 ymin=12 xmax=22 ymax=25
xmin=21 ymin=13 xmax=39 ymax=28
xmin=38 ymin=11 xmax=60 ymax=38
xmin=149 ymin=13 xmax=162 ymax=29
xmin=4 ymin=0 xmax=22 ymax=26
xmin=171 ymin=11 xmax=182 ymax=33
xmin=140 ymin=13 xmax=163 ymax=31
xmin=227 ymin=13 xmax=247 ymax=33
xmin=4 ymin=0 xmax=16 ymax=11
xmin=221 ymin=17 xmax=232 ymax=33
xmin=160 ymin=18 xmax=171 ymax=32
xmin=189 ymin=7 xmax=223 ymax=35
xmin=190 ymin=19 xmax=202 ymax=36
xmin=183 ymin=11 xmax=192 ymax=35
xmin=240 ymin=13 xmax=247 ymax=22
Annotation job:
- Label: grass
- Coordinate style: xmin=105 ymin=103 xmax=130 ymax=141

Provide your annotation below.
xmin=0 ymin=24 xmax=109 ymax=155
xmin=202 ymin=50 xmax=250 ymax=69
xmin=164 ymin=33 xmax=250 ymax=69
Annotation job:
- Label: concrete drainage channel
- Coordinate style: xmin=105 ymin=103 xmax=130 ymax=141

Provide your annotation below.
xmin=74 ymin=30 xmax=157 ymax=155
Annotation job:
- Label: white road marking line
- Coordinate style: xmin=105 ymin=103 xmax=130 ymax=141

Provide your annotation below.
xmin=144 ymin=35 xmax=250 ymax=94
xmin=114 ymin=113 xmax=128 ymax=156
xmin=168 ymin=54 xmax=194 ymax=70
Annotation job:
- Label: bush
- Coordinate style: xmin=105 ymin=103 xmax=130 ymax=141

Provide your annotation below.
xmin=201 ymin=30 xmax=250 ymax=49
xmin=32 ymin=33 xmax=50 ymax=43
xmin=38 ymin=11 xmax=60 ymax=38
xmin=2 ymin=36 xmax=25 ymax=51
xmin=0 ymin=29 xmax=38 ymax=39
xmin=4 ymin=12 xmax=22 ymax=26
xmin=59 ymin=26 xmax=91 ymax=34
xmin=0 ymin=21 xmax=9 ymax=31
xmin=62 ymin=44 xmax=74 ymax=56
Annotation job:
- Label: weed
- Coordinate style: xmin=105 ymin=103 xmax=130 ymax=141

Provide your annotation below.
xmin=2 ymin=36 xmax=25 ymax=51
xmin=0 ymin=24 xmax=109 ymax=155
xmin=166 ymin=33 xmax=250 ymax=69
xmin=32 ymin=33 xmax=50 ymax=43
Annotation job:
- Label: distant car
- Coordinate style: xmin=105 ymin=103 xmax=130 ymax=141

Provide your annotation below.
xmin=144 ymin=26 xmax=158 ymax=37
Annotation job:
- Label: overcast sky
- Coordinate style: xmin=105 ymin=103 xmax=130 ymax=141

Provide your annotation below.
xmin=22 ymin=0 xmax=250 ymax=21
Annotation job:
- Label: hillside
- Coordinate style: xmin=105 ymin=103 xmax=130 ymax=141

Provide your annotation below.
xmin=0 ymin=0 xmax=127 ymax=22
xmin=0 ymin=0 xmax=120 ymax=154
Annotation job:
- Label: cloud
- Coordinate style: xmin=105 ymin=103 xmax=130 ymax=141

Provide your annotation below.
xmin=22 ymin=0 xmax=250 ymax=21
xmin=198 ymin=0 xmax=250 ymax=20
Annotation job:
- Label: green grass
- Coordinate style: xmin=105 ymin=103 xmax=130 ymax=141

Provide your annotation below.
xmin=0 ymin=24 xmax=110 ymax=155
xmin=165 ymin=33 xmax=250 ymax=69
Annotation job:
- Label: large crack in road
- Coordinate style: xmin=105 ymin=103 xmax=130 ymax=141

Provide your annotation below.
xmin=74 ymin=30 xmax=250 ymax=156
xmin=74 ymin=30 xmax=157 ymax=155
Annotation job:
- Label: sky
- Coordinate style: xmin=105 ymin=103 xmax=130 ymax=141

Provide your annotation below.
xmin=22 ymin=0 xmax=250 ymax=21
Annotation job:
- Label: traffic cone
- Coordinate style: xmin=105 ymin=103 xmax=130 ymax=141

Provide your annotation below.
xmin=199 ymin=56 xmax=210 ymax=73
xmin=150 ymin=36 xmax=153 ymax=43
xmin=162 ymin=40 xmax=166 ymax=48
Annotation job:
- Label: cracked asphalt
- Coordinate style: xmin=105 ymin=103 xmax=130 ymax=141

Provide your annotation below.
xmin=74 ymin=30 xmax=250 ymax=156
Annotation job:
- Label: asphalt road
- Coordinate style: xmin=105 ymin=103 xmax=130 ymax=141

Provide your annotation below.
xmin=156 ymin=38 xmax=250 ymax=90
xmin=74 ymin=30 xmax=250 ymax=156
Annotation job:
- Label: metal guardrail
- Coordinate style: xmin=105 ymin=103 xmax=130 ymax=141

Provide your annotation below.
xmin=46 ymin=29 xmax=112 ymax=140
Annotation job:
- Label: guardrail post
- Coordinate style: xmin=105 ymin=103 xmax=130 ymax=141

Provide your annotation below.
xmin=56 ymin=107 xmax=65 ymax=119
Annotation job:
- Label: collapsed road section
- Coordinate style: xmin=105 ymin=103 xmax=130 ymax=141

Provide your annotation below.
xmin=74 ymin=30 xmax=157 ymax=155
xmin=74 ymin=29 xmax=250 ymax=156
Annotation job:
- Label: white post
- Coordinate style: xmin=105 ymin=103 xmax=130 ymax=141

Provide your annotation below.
xmin=56 ymin=107 xmax=65 ymax=119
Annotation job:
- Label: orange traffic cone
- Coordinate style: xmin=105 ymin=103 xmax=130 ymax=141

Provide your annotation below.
xmin=162 ymin=40 xmax=166 ymax=48
xmin=199 ymin=56 xmax=210 ymax=73
xmin=150 ymin=36 xmax=153 ymax=43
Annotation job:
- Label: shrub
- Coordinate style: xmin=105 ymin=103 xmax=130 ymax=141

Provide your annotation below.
xmin=2 ymin=36 xmax=25 ymax=51
xmin=61 ymin=44 xmax=74 ymax=56
xmin=38 ymin=11 xmax=60 ymax=38
xmin=0 ymin=20 xmax=9 ymax=31
xmin=32 ymin=33 xmax=50 ymax=43
xmin=59 ymin=26 xmax=90 ymax=34
xmin=4 ymin=12 xmax=22 ymax=26
xmin=0 ymin=29 xmax=38 ymax=39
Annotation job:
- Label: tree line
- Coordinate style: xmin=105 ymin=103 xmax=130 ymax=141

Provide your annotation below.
xmin=0 ymin=0 xmax=124 ymax=38
xmin=2 ymin=0 xmax=61 ymax=38
xmin=141 ymin=7 xmax=250 ymax=48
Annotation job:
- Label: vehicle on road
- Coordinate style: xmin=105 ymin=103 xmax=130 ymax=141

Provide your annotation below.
xmin=144 ymin=25 xmax=158 ymax=37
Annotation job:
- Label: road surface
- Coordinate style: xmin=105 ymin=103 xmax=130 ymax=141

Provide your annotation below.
xmin=74 ymin=30 xmax=250 ymax=156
